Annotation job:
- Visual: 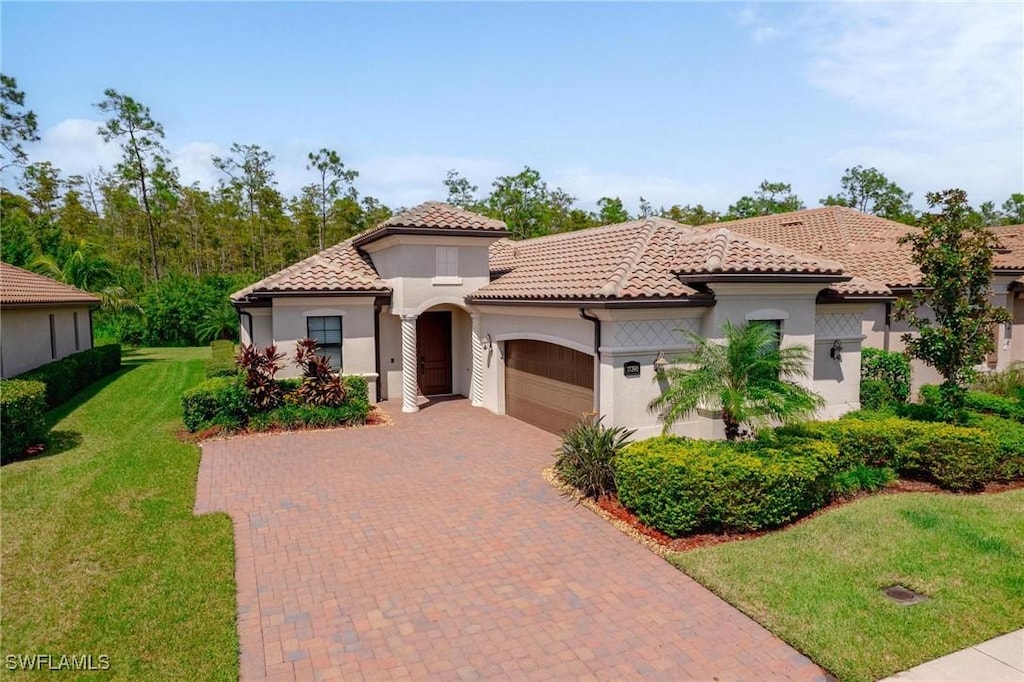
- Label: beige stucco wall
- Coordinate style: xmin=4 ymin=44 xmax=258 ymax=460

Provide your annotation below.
xmin=363 ymin=235 xmax=495 ymax=316
xmin=476 ymin=290 xmax=862 ymax=441
xmin=1012 ymin=293 xmax=1024 ymax=364
xmin=1 ymin=305 xmax=93 ymax=378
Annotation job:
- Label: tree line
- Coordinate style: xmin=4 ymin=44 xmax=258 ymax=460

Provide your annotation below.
xmin=2 ymin=74 xmax=1022 ymax=345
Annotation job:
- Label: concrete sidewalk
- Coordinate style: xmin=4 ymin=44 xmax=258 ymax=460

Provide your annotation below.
xmin=881 ymin=629 xmax=1023 ymax=681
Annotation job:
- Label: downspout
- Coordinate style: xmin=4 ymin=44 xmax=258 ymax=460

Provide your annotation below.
xmin=89 ymin=307 xmax=96 ymax=349
xmin=373 ymin=300 xmax=383 ymax=403
xmin=578 ymin=308 xmax=601 ymax=412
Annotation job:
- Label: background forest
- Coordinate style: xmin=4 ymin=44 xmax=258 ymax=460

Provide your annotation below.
xmin=3 ymin=75 xmax=1023 ymax=347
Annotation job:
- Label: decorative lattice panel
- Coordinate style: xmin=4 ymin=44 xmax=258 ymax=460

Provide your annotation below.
xmin=608 ymin=318 xmax=698 ymax=348
xmin=815 ymin=313 xmax=862 ymax=340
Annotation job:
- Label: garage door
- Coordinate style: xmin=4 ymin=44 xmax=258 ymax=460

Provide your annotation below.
xmin=505 ymin=340 xmax=594 ymax=435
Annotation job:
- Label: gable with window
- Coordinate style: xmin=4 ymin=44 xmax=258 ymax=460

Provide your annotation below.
xmin=306 ymin=316 xmax=343 ymax=369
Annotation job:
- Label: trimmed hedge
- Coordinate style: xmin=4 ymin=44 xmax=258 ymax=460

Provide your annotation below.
xmin=860 ymin=348 xmax=911 ymax=408
xmin=18 ymin=344 xmax=122 ymax=409
xmin=920 ymin=385 xmax=1023 ymax=422
xmin=967 ymin=414 xmax=1024 ymax=481
xmin=615 ymin=437 xmax=838 ymax=535
xmin=1 ymin=379 xmax=48 ymax=462
xmin=204 ymin=340 xmax=237 ymax=378
xmin=181 ymin=374 xmax=371 ymax=433
xmin=782 ymin=414 xmax=1003 ymax=491
xmin=181 ymin=376 xmax=251 ymax=432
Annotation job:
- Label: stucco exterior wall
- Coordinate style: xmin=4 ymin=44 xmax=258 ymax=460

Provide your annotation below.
xmin=363 ymin=236 xmax=493 ymax=316
xmin=813 ymin=304 xmax=866 ymax=418
xmin=1 ymin=305 xmax=93 ymax=378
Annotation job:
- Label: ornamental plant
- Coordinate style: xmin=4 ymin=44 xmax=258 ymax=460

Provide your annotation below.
xmin=238 ymin=344 xmax=285 ymax=411
xmin=293 ymin=338 xmax=346 ymax=407
xmin=895 ymin=188 xmax=1011 ymax=420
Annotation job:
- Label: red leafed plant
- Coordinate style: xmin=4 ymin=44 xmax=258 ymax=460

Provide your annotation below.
xmin=294 ymin=338 xmax=346 ymax=407
xmin=238 ymin=344 xmax=285 ymax=410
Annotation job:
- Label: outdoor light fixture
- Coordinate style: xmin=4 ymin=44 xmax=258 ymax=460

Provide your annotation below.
xmin=482 ymin=333 xmax=493 ymax=351
xmin=830 ymin=339 xmax=843 ymax=361
xmin=653 ymin=351 xmax=669 ymax=374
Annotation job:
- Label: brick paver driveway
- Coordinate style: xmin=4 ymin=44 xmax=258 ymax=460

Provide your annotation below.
xmin=196 ymin=398 xmax=828 ymax=681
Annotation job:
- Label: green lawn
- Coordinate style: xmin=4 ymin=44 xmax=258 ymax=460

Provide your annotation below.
xmin=670 ymin=490 xmax=1024 ymax=682
xmin=1 ymin=348 xmax=237 ymax=680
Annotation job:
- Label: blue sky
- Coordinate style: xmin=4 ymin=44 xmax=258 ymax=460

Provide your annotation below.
xmin=3 ymin=2 xmax=1021 ymax=213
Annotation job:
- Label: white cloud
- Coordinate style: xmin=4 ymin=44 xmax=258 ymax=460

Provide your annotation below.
xmin=801 ymin=2 xmax=1024 ymax=204
xmin=550 ymin=167 xmax=736 ymax=213
xmin=737 ymin=4 xmax=783 ymax=44
xmin=31 ymin=118 xmax=120 ymax=176
xmin=174 ymin=141 xmax=223 ymax=188
xmin=804 ymin=3 xmax=1023 ymax=130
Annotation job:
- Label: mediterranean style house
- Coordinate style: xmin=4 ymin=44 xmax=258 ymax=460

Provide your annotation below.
xmin=236 ymin=202 xmax=1024 ymax=439
xmin=0 ymin=262 xmax=99 ymax=378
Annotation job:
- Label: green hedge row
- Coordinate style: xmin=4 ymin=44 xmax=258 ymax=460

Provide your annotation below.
xmin=919 ymin=384 xmax=1024 ymax=422
xmin=18 ymin=344 xmax=122 ymax=409
xmin=181 ymin=374 xmax=370 ymax=433
xmin=778 ymin=413 xmax=1014 ymax=491
xmin=204 ymin=340 xmax=237 ymax=378
xmin=615 ymin=437 xmax=838 ymax=535
xmin=1 ymin=379 xmax=48 ymax=462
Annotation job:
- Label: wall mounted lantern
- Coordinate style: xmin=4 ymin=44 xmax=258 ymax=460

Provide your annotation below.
xmin=653 ymin=351 xmax=669 ymax=374
xmin=830 ymin=339 xmax=843 ymax=361
xmin=482 ymin=333 xmax=493 ymax=351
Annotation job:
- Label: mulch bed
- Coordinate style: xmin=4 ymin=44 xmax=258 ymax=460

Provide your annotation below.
xmin=545 ymin=468 xmax=1024 ymax=555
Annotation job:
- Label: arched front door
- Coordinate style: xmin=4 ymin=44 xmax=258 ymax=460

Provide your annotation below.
xmin=417 ymin=311 xmax=452 ymax=395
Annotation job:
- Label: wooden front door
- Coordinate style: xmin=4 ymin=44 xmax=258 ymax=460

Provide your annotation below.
xmin=417 ymin=311 xmax=452 ymax=395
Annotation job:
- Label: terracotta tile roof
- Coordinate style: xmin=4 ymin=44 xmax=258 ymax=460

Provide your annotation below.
xmin=991 ymin=224 xmax=1024 ymax=270
xmin=471 ymin=218 xmax=849 ymax=302
xmin=352 ymin=202 xmax=507 ymax=247
xmin=231 ymin=238 xmax=389 ymax=301
xmin=0 ymin=262 xmax=100 ymax=305
xmin=717 ymin=206 xmax=910 ymax=291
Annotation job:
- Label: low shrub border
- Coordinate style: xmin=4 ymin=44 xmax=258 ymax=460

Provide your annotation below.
xmin=204 ymin=340 xmax=237 ymax=378
xmin=614 ymin=436 xmax=838 ymax=536
xmin=1 ymin=379 xmax=48 ymax=462
xmin=18 ymin=344 xmax=122 ymax=409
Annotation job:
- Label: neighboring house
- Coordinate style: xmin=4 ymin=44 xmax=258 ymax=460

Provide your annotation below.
xmin=0 ymin=262 xmax=99 ymax=378
xmin=233 ymin=202 xmax=874 ymax=439
xmin=718 ymin=208 xmax=1024 ymax=394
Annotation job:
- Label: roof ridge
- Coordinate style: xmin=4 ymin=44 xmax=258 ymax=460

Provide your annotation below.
xmin=598 ymin=218 xmax=660 ymax=297
xmin=703 ymin=228 xmax=730 ymax=272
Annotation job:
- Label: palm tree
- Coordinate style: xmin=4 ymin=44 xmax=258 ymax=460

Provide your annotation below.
xmin=649 ymin=321 xmax=824 ymax=440
xmin=31 ymin=239 xmax=140 ymax=312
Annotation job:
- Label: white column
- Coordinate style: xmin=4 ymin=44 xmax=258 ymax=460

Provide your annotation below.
xmin=400 ymin=314 xmax=419 ymax=413
xmin=470 ymin=313 xmax=484 ymax=407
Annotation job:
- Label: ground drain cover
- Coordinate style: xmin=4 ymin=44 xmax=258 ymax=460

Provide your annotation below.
xmin=883 ymin=585 xmax=928 ymax=605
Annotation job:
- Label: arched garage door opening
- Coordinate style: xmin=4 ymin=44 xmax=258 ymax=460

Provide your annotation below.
xmin=504 ymin=339 xmax=594 ymax=435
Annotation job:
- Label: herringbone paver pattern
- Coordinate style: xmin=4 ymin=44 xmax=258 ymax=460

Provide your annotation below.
xmin=196 ymin=398 xmax=828 ymax=681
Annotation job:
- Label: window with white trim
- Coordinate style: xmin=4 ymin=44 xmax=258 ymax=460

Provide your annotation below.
xmin=306 ymin=316 xmax=343 ymax=370
xmin=435 ymin=247 xmax=458 ymax=277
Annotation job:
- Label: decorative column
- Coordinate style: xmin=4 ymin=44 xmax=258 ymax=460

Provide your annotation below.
xmin=470 ymin=313 xmax=485 ymax=407
xmin=400 ymin=314 xmax=419 ymax=413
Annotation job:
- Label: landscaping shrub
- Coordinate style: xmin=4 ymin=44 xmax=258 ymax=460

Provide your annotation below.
xmin=921 ymin=384 xmax=1023 ymax=422
xmin=901 ymin=425 xmax=998 ymax=491
xmin=860 ymin=349 xmax=911 ymax=407
xmin=238 ymin=344 xmax=285 ymax=411
xmin=973 ymin=361 xmax=1024 ymax=398
xmin=294 ymin=338 xmax=346 ymax=407
xmin=180 ymin=376 xmax=251 ymax=432
xmin=964 ymin=413 xmax=1024 ymax=481
xmin=615 ymin=437 xmax=838 ymax=535
xmin=832 ymin=465 xmax=896 ymax=497
xmin=19 ymin=344 xmax=122 ymax=409
xmin=554 ymin=414 xmax=635 ymax=499
xmin=1 ymin=379 xmax=47 ymax=462
xmin=247 ymin=403 xmax=370 ymax=432
xmin=778 ymin=416 xmax=930 ymax=471
xmin=204 ymin=340 xmax=237 ymax=378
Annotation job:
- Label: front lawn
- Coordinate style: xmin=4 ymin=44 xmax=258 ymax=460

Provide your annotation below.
xmin=669 ymin=489 xmax=1024 ymax=682
xmin=1 ymin=348 xmax=237 ymax=680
